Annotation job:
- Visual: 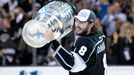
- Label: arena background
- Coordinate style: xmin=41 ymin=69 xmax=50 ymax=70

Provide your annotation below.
xmin=0 ymin=0 xmax=134 ymax=75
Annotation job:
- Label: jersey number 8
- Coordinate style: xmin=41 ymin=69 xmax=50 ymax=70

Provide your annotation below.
xmin=78 ymin=46 xmax=87 ymax=56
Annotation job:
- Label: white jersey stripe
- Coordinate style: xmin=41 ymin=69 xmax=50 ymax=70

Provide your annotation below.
xmin=61 ymin=46 xmax=72 ymax=56
xmin=70 ymin=52 xmax=87 ymax=72
xmin=57 ymin=52 xmax=73 ymax=68
xmin=86 ymin=38 xmax=103 ymax=63
xmin=52 ymin=45 xmax=62 ymax=57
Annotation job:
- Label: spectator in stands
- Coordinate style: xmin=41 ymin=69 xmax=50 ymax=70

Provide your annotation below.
xmin=82 ymin=0 xmax=96 ymax=9
xmin=101 ymin=5 xmax=116 ymax=37
xmin=96 ymin=0 xmax=109 ymax=21
xmin=107 ymin=18 xmax=123 ymax=65
xmin=127 ymin=0 xmax=134 ymax=24
xmin=101 ymin=1 xmax=127 ymax=37
xmin=0 ymin=15 xmax=17 ymax=65
xmin=111 ymin=22 xmax=134 ymax=65
xmin=3 ymin=0 xmax=18 ymax=13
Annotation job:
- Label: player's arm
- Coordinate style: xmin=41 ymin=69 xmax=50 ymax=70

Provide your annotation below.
xmin=50 ymin=37 xmax=95 ymax=72
xmin=44 ymin=29 xmax=75 ymax=70
xmin=51 ymin=40 xmax=75 ymax=70
xmin=45 ymin=29 xmax=95 ymax=72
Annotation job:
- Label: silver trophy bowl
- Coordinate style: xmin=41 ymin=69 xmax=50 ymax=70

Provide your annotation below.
xmin=22 ymin=1 xmax=75 ymax=48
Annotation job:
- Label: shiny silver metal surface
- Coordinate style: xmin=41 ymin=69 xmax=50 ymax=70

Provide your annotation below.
xmin=22 ymin=1 xmax=75 ymax=48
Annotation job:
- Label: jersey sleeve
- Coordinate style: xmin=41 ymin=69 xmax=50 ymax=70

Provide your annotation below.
xmin=51 ymin=40 xmax=74 ymax=70
xmin=51 ymin=40 xmax=90 ymax=72
xmin=50 ymin=37 xmax=96 ymax=72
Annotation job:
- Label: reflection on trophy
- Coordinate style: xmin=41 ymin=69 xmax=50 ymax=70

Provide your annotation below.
xmin=22 ymin=1 xmax=76 ymax=48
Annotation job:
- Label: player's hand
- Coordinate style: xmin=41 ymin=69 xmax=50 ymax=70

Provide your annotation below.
xmin=44 ymin=29 xmax=55 ymax=43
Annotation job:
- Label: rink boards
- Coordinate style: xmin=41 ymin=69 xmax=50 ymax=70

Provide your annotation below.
xmin=0 ymin=66 xmax=134 ymax=75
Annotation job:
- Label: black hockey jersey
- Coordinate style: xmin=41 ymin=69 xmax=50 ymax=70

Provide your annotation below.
xmin=51 ymin=31 xmax=107 ymax=75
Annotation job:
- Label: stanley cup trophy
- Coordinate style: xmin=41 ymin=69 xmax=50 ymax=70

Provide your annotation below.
xmin=22 ymin=1 xmax=76 ymax=48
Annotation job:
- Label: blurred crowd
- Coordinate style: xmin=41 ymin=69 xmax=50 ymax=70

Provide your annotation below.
xmin=0 ymin=0 xmax=134 ymax=66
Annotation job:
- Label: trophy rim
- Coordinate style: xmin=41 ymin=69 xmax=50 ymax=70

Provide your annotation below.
xmin=22 ymin=20 xmax=49 ymax=48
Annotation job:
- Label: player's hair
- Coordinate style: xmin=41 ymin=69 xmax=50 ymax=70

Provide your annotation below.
xmin=90 ymin=25 xmax=99 ymax=35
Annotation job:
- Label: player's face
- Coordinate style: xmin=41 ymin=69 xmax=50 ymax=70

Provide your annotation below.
xmin=75 ymin=19 xmax=92 ymax=36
